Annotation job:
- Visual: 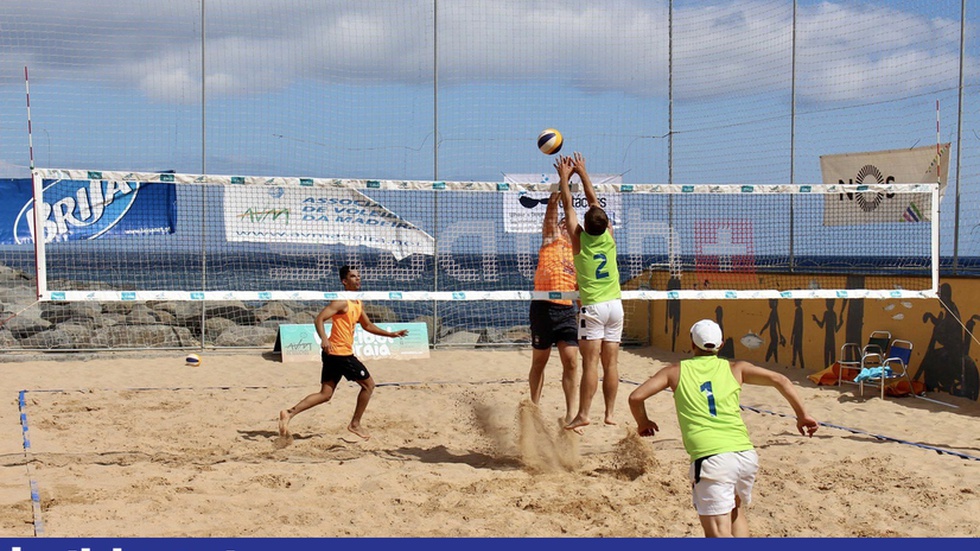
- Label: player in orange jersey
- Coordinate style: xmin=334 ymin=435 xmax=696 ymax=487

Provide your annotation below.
xmin=528 ymin=191 xmax=580 ymax=424
xmin=279 ymin=265 xmax=408 ymax=440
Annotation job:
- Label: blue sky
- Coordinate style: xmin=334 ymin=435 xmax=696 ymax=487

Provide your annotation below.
xmin=0 ymin=0 xmax=976 ymax=191
xmin=0 ymin=0 xmax=976 ymax=264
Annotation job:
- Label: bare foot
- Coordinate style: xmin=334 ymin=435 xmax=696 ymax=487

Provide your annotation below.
xmin=560 ymin=417 xmax=584 ymax=435
xmin=604 ymin=417 xmax=618 ymax=426
xmin=278 ymin=410 xmax=291 ymax=437
xmin=347 ymin=423 xmax=371 ymax=440
xmin=564 ymin=416 xmax=590 ymax=431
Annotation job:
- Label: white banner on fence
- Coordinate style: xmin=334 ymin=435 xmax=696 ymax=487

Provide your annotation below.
xmin=224 ymin=186 xmax=434 ymax=260
xmin=501 ymin=173 xmax=622 ymax=233
xmin=819 ymin=144 xmax=948 ymax=226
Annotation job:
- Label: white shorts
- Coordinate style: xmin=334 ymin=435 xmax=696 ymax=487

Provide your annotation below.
xmin=688 ymin=449 xmax=759 ymax=517
xmin=577 ymin=299 xmax=624 ymax=342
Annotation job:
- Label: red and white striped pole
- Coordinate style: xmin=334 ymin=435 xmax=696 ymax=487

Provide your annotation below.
xmin=24 ymin=66 xmax=34 ymax=170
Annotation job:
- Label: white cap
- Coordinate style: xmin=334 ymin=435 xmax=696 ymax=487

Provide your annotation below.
xmin=690 ymin=319 xmax=723 ymax=351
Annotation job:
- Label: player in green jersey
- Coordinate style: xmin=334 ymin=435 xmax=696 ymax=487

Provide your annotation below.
xmin=556 ymin=152 xmax=624 ymax=431
xmin=628 ymin=319 xmax=819 ymax=537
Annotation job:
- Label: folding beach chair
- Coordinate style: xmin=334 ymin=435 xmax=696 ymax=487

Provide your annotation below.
xmin=838 ymin=330 xmax=891 ymax=386
xmin=855 ymin=339 xmax=914 ymax=400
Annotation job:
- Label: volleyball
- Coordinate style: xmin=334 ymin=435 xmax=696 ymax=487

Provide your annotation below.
xmin=185 ymin=353 xmax=202 ymax=367
xmin=537 ymin=128 xmax=563 ymax=155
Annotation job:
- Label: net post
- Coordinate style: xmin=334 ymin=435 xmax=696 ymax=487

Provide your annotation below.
xmin=30 ymin=169 xmax=47 ymax=301
xmin=932 ymin=183 xmax=940 ymax=296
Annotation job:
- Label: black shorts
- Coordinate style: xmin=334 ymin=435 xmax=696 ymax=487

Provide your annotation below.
xmin=321 ymin=351 xmax=371 ymax=384
xmin=529 ymin=300 xmax=579 ymax=350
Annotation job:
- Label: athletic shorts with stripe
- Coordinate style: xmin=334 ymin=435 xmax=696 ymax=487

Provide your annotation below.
xmin=578 ymin=298 xmax=624 ymax=342
xmin=320 ymin=351 xmax=371 ymax=384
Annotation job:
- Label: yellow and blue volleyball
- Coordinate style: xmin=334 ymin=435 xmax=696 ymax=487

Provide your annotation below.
xmin=185 ymin=353 xmax=202 ymax=367
xmin=537 ymin=128 xmax=563 ymax=155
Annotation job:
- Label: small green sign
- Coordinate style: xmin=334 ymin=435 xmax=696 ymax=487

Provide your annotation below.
xmin=275 ymin=322 xmax=430 ymax=363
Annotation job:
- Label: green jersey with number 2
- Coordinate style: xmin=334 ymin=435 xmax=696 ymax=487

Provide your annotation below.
xmin=574 ymin=229 xmax=621 ymax=306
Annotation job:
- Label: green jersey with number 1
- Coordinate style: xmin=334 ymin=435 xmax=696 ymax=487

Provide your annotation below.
xmin=674 ymin=355 xmax=754 ymax=462
xmin=574 ymin=229 xmax=621 ymax=306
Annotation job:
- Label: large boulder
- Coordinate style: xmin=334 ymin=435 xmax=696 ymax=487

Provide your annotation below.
xmin=0 ymin=265 xmax=30 ymax=281
xmin=125 ymin=304 xmax=160 ymax=325
xmin=204 ymin=317 xmax=237 ymax=338
xmin=40 ymin=303 xmax=74 ymax=324
xmin=93 ymin=324 xmax=189 ymax=348
xmin=20 ymin=328 xmax=73 ymax=350
xmin=4 ymin=315 xmax=52 ymax=340
xmin=0 ymin=329 xmax=19 ymax=349
xmin=58 ymin=322 xmax=97 ymax=347
xmin=254 ymin=302 xmax=293 ymax=322
xmin=440 ymin=330 xmax=481 ymax=347
xmin=364 ymin=303 xmax=398 ymax=323
xmin=205 ymin=301 xmax=257 ymax=326
xmin=214 ymin=326 xmax=277 ymax=347
xmin=0 ymin=286 xmax=38 ymax=305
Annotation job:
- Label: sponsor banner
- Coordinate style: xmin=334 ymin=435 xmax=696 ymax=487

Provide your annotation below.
xmin=501 ymin=173 xmax=622 ymax=234
xmin=224 ymin=186 xmax=434 ymax=260
xmin=274 ymin=322 xmax=430 ymax=363
xmin=819 ymin=144 xmax=948 ymax=226
xmin=0 ymin=177 xmax=176 ymax=244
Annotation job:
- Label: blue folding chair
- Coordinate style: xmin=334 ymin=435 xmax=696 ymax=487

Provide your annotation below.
xmin=856 ymin=339 xmax=914 ymax=400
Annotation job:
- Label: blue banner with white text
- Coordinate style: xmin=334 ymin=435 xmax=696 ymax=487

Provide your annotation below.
xmin=0 ymin=177 xmax=177 ymax=245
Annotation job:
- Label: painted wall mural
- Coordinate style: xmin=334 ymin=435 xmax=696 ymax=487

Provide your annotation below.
xmin=636 ymin=275 xmax=980 ymax=403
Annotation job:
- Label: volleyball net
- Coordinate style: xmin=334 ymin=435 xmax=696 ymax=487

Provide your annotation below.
xmin=25 ymin=168 xmax=938 ymax=305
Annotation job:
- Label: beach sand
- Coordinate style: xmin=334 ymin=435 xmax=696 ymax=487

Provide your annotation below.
xmin=0 ymin=346 xmax=978 ymax=538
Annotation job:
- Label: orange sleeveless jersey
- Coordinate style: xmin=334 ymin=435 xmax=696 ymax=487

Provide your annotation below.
xmin=534 ymin=237 xmax=577 ymax=306
xmin=328 ymin=300 xmax=363 ymax=356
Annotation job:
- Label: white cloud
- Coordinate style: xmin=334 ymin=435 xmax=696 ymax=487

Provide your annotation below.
xmin=0 ymin=0 xmax=972 ymax=104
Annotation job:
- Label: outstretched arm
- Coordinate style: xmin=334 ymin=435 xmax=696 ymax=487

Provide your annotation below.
xmin=541 ymin=191 xmax=560 ymax=243
xmin=555 ymin=155 xmax=581 ymax=253
xmin=571 ymin=152 xmax=599 ymax=207
xmin=359 ymin=311 xmax=408 ymax=339
xmin=628 ymin=365 xmax=676 ymax=436
xmin=736 ymin=360 xmax=818 ymax=437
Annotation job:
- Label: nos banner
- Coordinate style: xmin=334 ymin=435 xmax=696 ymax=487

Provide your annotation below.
xmin=819 ymin=144 xmax=948 ymax=226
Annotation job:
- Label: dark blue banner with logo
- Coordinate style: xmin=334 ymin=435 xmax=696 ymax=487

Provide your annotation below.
xmin=0 ymin=178 xmax=176 ymax=245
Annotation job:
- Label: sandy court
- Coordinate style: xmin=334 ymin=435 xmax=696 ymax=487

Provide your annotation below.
xmin=1 ymin=346 xmax=979 ymax=537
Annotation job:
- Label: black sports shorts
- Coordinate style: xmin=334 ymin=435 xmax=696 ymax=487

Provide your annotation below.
xmin=321 ymin=351 xmax=371 ymax=384
xmin=529 ymin=300 xmax=579 ymax=350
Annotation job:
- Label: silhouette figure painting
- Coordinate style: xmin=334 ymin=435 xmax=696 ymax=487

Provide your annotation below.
xmin=665 ymin=275 xmax=682 ymax=351
xmin=714 ymin=305 xmax=736 ymax=360
xmin=761 ymin=298 xmax=785 ymax=363
xmin=790 ymin=299 xmax=805 ymax=369
xmin=812 ymin=298 xmax=844 ymax=368
xmin=915 ymin=283 xmax=980 ymax=400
